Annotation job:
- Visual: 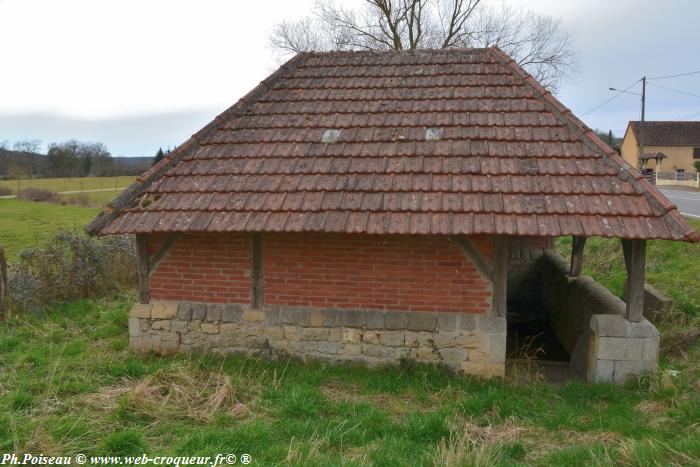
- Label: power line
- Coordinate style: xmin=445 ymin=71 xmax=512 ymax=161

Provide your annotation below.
xmin=648 ymin=82 xmax=700 ymax=99
xmin=648 ymin=69 xmax=700 ymax=80
xmin=580 ymin=79 xmax=641 ymax=117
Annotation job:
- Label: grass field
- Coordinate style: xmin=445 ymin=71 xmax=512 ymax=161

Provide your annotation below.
xmin=0 ymin=199 xmax=100 ymax=260
xmin=555 ymin=218 xmax=700 ymax=317
xmin=0 ymin=294 xmax=697 ymax=465
xmin=0 ymin=176 xmax=134 ymax=194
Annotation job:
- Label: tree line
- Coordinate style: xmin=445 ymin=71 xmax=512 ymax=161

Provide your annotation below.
xmin=0 ymin=139 xmax=157 ymax=179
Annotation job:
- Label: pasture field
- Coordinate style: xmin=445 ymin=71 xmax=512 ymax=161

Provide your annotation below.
xmin=0 ymin=176 xmax=134 ymax=194
xmin=0 ymin=199 xmax=99 ymax=260
xmin=0 ymin=293 xmax=697 ymax=465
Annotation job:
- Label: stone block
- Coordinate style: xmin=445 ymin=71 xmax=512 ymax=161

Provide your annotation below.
xmin=366 ymin=311 xmax=385 ymax=329
xmin=590 ymin=359 xmax=614 ymax=382
xmin=130 ymin=303 xmax=152 ymax=319
xmin=151 ymin=320 xmax=171 ymax=331
xmin=342 ymin=309 xmax=366 ymax=328
xmin=302 ymin=327 xmax=330 ymax=341
xmin=362 ymin=331 xmax=380 ymax=344
xmin=590 ymin=314 xmax=658 ymax=338
xmin=439 ymin=347 xmax=469 ymax=364
xmin=384 ymin=311 xmax=407 ymax=330
xmin=416 ymin=331 xmax=435 ymax=347
xmin=201 ymin=322 xmax=220 ymax=335
xmin=380 ymin=330 xmax=405 ymax=347
xmin=328 ymin=328 xmax=342 ymax=342
xmin=188 ymin=321 xmax=201 ymax=332
xmin=642 ymin=336 xmax=659 ymax=364
xmin=404 ymin=331 xmax=418 ymax=347
xmin=172 ymin=318 xmax=188 ymax=333
xmin=342 ymin=328 xmax=361 ymax=343
xmin=434 ymin=332 xmax=457 ymax=348
xmin=177 ymin=303 xmax=192 ymax=321
xmin=128 ymin=318 xmax=142 ymax=337
xmin=460 ymin=361 xmax=505 ymax=378
xmin=283 ymin=325 xmax=302 ymax=341
xmin=407 ymin=313 xmax=437 ymax=331
xmin=437 ymin=313 xmax=457 ymax=331
xmin=613 ymin=360 xmax=647 ymax=383
xmin=192 ymin=303 xmax=207 ymax=321
xmin=455 ymin=333 xmax=482 ymax=349
xmin=362 ymin=344 xmax=398 ymax=359
xmin=340 ymin=343 xmax=362 ymax=356
xmin=151 ymin=301 xmax=178 ymax=319
xmin=477 ymin=315 xmax=506 ymax=334
xmin=310 ymin=310 xmax=324 ymax=327
xmin=596 ymin=337 xmax=643 ymax=361
xmin=262 ymin=326 xmax=284 ymax=340
xmin=243 ymin=309 xmax=266 ymax=322
xmin=416 ymin=346 xmax=440 ymax=361
xmin=280 ymin=307 xmax=310 ymax=326
xmin=223 ymin=304 xmax=244 ymax=323
xmin=489 ymin=334 xmax=507 ymax=363
xmin=220 ymin=323 xmax=241 ymax=338
xmin=323 ymin=310 xmax=343 ymax=327
xmin=159 ymin=332 xmax=180 ymax=354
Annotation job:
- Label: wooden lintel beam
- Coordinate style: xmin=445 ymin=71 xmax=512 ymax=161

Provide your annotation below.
xmin=148 ymin=233 xmax=182 ymax=276
xmin=570 ymin=236 xmax=587 ymax=277
xmin=491 ymin=236 xmax=509 ymax=317
xmin=250 ymin=233 xmax=264 ymax=309
xmin=621 ymin=239 xmax=646 ymax=322
xmin=135 ymin=233 xmax=150 ymax=304
xmin=453 ymin=236 xmax=493 ymax=282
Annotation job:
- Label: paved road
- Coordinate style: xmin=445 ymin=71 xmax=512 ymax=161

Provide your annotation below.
xmin=658 ymin=187 xmax=700 ymax=219
xmin=0 ymin=187 xmax=126 ymax=200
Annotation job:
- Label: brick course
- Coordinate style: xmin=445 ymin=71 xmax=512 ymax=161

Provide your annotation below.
xmin=150 ymin=232 xmax=493 ymax=314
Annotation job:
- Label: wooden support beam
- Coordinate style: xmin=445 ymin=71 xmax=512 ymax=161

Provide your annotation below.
xmin=136 ymin=234 xmax=150 ymax=304
xmin=250 ymin=233 xmax=264 ymax=309
xmin=621 ymin=239 xmax=646 ymax=322
xmin=453 ymin=236 xmax=493 ymax=282
xmin=148 ymin=233 xmax=182 ymax=276
xmin=491 ymin=236 xmax=509 ymax=317
xmin=0 ymin=247 xmax=8 ymax=316
xmin=570 ymin=236 xmax=587 ymax=277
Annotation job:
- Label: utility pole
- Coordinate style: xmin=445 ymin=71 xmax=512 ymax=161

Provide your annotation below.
xmin=639 ymin=76 xmax=646 ymax=167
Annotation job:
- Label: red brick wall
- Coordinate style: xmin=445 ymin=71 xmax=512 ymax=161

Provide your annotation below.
xmin=149 ymin=233 xmax=251 ymax=303
xmin=150 ymin=232 xmax=493 ymax=313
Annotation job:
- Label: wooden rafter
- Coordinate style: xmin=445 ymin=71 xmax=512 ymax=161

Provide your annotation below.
xmin=622 ymin=239 xmax=646 ymax=322
xmin=148 ymin=233 xmax=182 ymax=276
xmin=453 ymin=236 xmax=493 ymax=282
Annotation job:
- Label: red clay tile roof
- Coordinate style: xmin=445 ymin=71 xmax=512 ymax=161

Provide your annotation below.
xmin=628 ymin=121 xmax=700 ymax=147
xmin=87 ymin=48 xmax=699 ymax=242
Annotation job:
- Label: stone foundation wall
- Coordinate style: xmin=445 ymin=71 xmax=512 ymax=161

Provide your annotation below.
xmin=129 ymin=301 xmax=507 ymax=377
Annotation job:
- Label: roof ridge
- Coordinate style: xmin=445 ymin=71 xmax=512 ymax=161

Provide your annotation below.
xmin=85 ymin=52 xmax=310 ymax=235
xmin=488 ymin=46 xmax=700 ymax=242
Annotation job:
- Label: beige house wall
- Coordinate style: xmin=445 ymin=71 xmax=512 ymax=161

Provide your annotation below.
xmin=620 ymin=126 xmax=699 ymax=172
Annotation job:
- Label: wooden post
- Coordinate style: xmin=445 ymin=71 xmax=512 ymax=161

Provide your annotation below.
xmin=621 ymin=239 xmax=646 ymax=322
xmin=136 ymin=234 xmax=150 ymax=304
xmin=250 ymin=233 xmax=263 ymax=309
xmin=570 ymin=236 xmax=587 ymax=277
xmin=491 ymin=236 xmax=509 ymax=317
xmin=0 ymin=247 xmax=8 ymax=316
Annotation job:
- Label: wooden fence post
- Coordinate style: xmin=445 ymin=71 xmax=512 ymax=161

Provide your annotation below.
xmin=0 ymin=247 xmax=8 ymax=316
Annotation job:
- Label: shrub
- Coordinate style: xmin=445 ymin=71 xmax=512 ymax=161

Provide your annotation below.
xmin=63 ymin=192 xmax=91 ymax=206
xmin=17 ymin=187 xmax=59 ymax=203
xmin=694 ymin=161 xmax=700 ymax=173
xmin=0 ymin=186 xmax=12 ymax=196
xmin=8 ymin=231 xmax=136 ymax=313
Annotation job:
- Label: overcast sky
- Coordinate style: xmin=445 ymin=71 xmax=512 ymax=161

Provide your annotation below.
xmin=1 ymin=0 xmax=699 ymax=157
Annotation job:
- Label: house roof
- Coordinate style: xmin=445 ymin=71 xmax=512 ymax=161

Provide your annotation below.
xmin=628 ymin=121 xmax=700 ymax=146
xmin=87 ymin=48 xmax=699 ymax=242
xmin=639 ymin=152 xmax=667 ymax=161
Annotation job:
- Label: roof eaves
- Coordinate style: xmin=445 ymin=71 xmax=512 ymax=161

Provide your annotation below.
xmin=85 ymin=52 xmax=310 ymax=236
xmin=489 ymin=46 xmax=699 ymax=242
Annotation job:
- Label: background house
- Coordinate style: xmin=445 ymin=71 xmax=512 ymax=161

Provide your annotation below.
xmin=621 ymin=121 xmax=700 ymax=174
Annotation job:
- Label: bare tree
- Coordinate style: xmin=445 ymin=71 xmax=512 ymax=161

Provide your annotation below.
xmin=13 ymin=139 xmax=42 ymax=154
xmin=269 ymin=0 xmax=578 ymax=92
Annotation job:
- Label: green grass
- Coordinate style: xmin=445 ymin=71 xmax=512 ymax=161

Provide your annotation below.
xmin=0 ymin=176 xmax=134 ymax=194
xmin=0 ymin=199 xmax=99 ymax=261
xmin=0 ymin=294 xmax=698 ymax=465
xmin=555 ymin=218 xmax=700 ymax=316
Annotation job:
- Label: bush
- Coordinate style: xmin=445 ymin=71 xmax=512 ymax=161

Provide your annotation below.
xmin=694 ymin=161 xmax=700 ymax=173
xmin=8 ymin=231 xmax=136 ymax=313
xmin=0 ymin=186 xmax=12 ymax=196
xmin=62 ymin=192 xmax=91 ymax=206
xmin=17 ymin=187 xmax=59 ymax=203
